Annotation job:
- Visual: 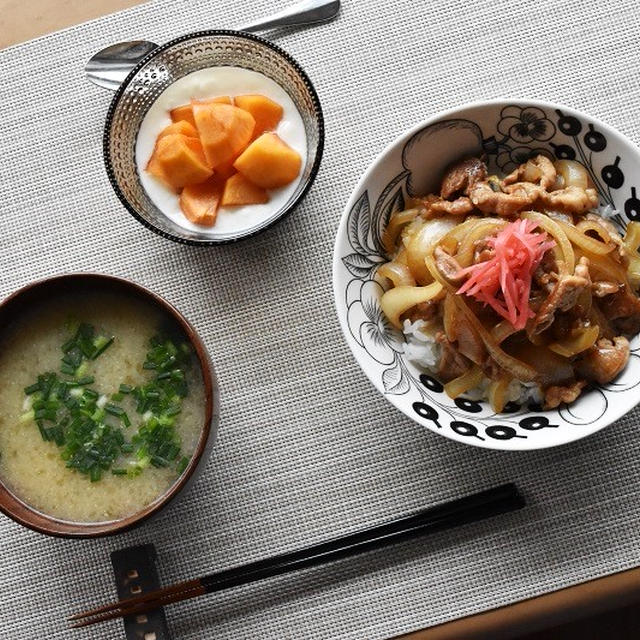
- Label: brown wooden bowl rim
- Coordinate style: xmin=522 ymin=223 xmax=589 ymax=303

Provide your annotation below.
xmin=0 ymin=273 xmax=218 ymax=538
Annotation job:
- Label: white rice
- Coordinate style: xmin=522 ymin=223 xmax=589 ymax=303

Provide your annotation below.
xmin=402 ymin=319 xmax=543 ymax=407
xmin=402 ymin=319 xmax=441 ymax=368
xmin=598 ymin=204 xmax=618 ymax=219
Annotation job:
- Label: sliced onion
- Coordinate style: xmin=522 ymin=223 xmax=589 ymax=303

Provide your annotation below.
xmin=439 ymin=216 xmax=482 ymax=249
xmin=553 ymin=160 xmax=592 ymax=190
xmin=624 ymin=221 xmax=640 ymax=253
xmin=377 ymin=261 xmax=416 ymax=287
xmin=488 ymin=377 xmax=511 ymax=413
xmin=576 ymin=219 xmax=612 ymax=245
xmin=444 ymin=365 xmax=483 ymax=399
xmin=557 ymin=219 xmax=614 ymax=256
xmin=380 ymin=282 xmax=444 ymax=328
xmin=382 ymin=208 xmax=420 ymax=256
xmin=424 ymin=251 xmax=456 ymax=292
xmin=548 ymin=325 xmax=599 ymax=357
xmin=491 ymin=320 xmax=519 ymax=344
xmin=627 ymin=256 xmax=640 ymax=290
xmin=395 ymin=247 xmax=409 ymax=266
xmin=406 ymin=218 xmax=457 ymax=284
xmin=523 ymin=211 xmax=574 ymax=273
xmin=511 ymin=343 xmax=574 ymax=386
xmin=575 ymin=247 xmax=627 ymax=283
xmin=455 ymin=218 xmax=507 ymax=267
xmin=443 ymin=293 xmax=456 ymax=342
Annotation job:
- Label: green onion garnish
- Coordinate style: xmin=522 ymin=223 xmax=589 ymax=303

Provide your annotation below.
xmin=21 ymin=326 xmax=192 ymax=483
xmin=91 ymin=336 xmax=114 ymax=360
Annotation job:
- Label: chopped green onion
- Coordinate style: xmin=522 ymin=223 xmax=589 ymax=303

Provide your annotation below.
xmin=22 ymin=328 xmax=190 ymax=482
xmin=75 ymin=361 xmax=89 ymax=379
xmin=91 ymin=336 xmax=114 ymax=360
xmin=19 ymin=410 xmax=35 ymax=423
xmin=104 ymin=403 xmax=124 ymax=417
xmin=151 ymin=455 xmax=169 ymax=468
xmin=61 ymin=336 xmax=77 ymax=353
xmin=36 ymin=421 xmax=49 ymax=441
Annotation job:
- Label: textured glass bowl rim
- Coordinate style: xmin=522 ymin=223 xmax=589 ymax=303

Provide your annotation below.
xmin=103 ymin=30 xmax=325 ymax=246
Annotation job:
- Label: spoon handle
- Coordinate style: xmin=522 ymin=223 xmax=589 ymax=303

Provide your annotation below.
xmin=238 ymin=0 xmax=340 ymax=33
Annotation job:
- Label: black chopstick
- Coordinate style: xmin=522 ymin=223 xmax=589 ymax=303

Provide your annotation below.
xmin=70 ymin=483 xmax=524 ymax=627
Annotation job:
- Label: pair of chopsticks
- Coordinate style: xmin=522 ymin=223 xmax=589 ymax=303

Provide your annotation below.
xmin=70 ymin=483 xmax=524 ymax=628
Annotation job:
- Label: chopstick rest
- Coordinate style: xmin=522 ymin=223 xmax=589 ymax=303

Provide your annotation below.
xmin=111 ymin=544 xmax=171 ymax=640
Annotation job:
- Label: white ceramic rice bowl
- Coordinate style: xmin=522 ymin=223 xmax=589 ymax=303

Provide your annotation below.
xmin=332 ymin=100 xmax=640 ymax=450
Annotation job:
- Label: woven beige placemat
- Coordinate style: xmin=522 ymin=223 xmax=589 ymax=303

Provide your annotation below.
xmin=1 ymin=1 xmax=640 ymax=638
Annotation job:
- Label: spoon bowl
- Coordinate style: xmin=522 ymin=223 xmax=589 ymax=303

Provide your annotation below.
xmin=86 ymin=40 xmax=158 ymax=91
xmin=85 ymin=0 xmax=340 ymax=90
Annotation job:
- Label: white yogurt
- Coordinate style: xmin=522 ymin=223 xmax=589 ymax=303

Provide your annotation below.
xmin=135 ymin=67 xmax=307 ymax=237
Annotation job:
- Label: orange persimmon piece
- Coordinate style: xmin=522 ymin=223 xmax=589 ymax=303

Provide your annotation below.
xmin=169 ymin=104 xmax=197 ymax=127
xmin=169 ymin=97 xmax=231 ymax=128
xmin=146 ymin=134 xmax=212 ymax=190
xmin=221 ymin=173 xmax=269 ymax=206
xmin=157 ymin=120 xmax=199 ymax=141
xmin=180 ymin=175 xmax=225 ymax=226
xmin=215 ymin=160 xmax=237 ymax=180
xmin=195 ymin=95 xmax=233 ymax=106
xmin=192 ymin=103 xmax=255 ymax=168
xmin=233 ymin=133 xmax=301 ymax=189
xmin=234 ymin=94 xmax=283 ymax=138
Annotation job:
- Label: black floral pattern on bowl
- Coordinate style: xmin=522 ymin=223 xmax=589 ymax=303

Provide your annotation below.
xmin=497 ymin=106 xmax=555 ymax=144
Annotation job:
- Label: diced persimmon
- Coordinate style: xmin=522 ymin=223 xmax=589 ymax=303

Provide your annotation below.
xmin=179 ymin=175 xmax=225 ymax=226
xmin=169 ymin=104 xmax=196 ymax=127
xmin=234 ymin=94 xmax=283 ymax=138
xmin=158 ymin=120 xmax=199 ymax=141
xmin=170 ymin=97 xmax=233 ymax=128
xmin=192 ymin=103 xmax=255 ymax=168
xmin=221 ymin=173 xmax=269 ymax=206
xmin=215 ymin=159 xmax=237 ymax=180
xmin=195 ymin=95 xmax=233 ymax=106
xmin=146 ymin=149 xmax=171 ymax=188
xmin=146 ymin=134 xmax=212 ymax=190
xmin=233 ymin=133 xmax=302 ymax=189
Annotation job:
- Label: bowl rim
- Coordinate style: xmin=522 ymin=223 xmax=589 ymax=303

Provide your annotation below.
xmin=103 ymin=29 xmax=325 ymax=246
xmin=0 ymin=273 xmax=218 ymax=537
xmin=332 ymin=98 xmax=640 ymax=450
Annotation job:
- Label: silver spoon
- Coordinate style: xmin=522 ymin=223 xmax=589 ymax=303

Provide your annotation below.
xmin=85 ymin=0 xmax=340 ymax=91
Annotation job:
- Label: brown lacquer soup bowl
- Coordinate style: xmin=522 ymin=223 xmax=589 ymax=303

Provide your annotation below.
xmin=0 ymin=274 xmax=218 ymax=537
